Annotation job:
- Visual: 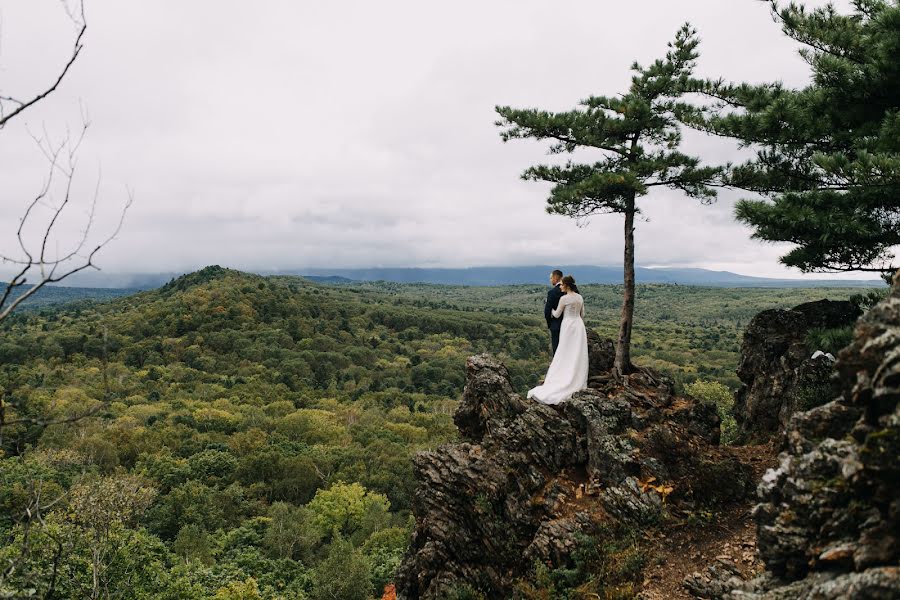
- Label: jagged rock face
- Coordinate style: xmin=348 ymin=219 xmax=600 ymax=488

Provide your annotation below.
xmin=706 ymin=277 xmax=900 ymax=599
xmin=734 ymin=299 xmax=862 ymax=441
xmin=587 ymin=328 xmax=615 ymax=379
xmin=395 ymin=335 xmax=749 ymax=599
xmin=693 ymin=566 xmax=899 ymax=600
xmin=684 ymin=560 xmax=747 ymax=599
xmin=452 ymin=354 xmax=531 ymax=443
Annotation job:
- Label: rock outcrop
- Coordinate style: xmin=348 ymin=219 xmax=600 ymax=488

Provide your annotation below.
xmin=688 ymin=277 xmax=900 ymax=599
xmin=395 ymin=333 xmax=751 ymax=599
xmin=587 ymin=328 xmax=615 ymax=380
xmin=734 ymin=299 xmax=862 ymax=441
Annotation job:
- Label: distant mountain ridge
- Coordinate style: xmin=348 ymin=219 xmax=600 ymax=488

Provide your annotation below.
xmin=5 ymin=265 xmax=883 ymax=289
xmin=296 ymin=265 xmax=881 ymax=288
xmin=5 ymin=284 xmax=139 ymax=310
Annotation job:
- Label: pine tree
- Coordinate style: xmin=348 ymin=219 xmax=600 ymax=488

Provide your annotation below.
xmin=496 ymin=24 xmax=720 ymax=376
xmin=682 ymin=0 xmax=900 ymax=277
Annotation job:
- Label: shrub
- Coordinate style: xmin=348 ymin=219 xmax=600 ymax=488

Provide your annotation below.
xmin=311 ymin=536 xmax=373 ymax=600
xmin=684 ymin=379 xmax=738 ymax=445
xmin=794 ymin=381 xmax=835 ymax=412
xmin=805 ymin=326 xmax=854 ymax=356
xmin=445 ymin=583 xmax=486 ymax=600
xmin=513 ymin=528 xmax=642 ymax=599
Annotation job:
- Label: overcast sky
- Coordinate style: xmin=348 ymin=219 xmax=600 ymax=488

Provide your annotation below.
xmin=1 ymin=0 xmax=872 ymax=280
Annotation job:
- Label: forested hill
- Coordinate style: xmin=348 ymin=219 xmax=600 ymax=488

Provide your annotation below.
xmin=2 ymin=264 xmax=877 ymax=398
xmin=1 ymin=265 xmax=551 ymax=403
xmin=0 ymin=266 xmax=877 ymax=598
xmin=0 ymin=265 xmax=550 ymax=598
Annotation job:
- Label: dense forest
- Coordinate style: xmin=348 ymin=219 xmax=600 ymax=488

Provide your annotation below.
xmin=0 ymin=266 xmax=876 ymax=598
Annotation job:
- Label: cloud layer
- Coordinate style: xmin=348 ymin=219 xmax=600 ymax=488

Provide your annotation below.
xmin=0 ymin=0 xmax=872 ymax=280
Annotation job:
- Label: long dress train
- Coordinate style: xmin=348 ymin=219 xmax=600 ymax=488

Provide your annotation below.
xmin=527 ymin=292 xmax=589 ymax=405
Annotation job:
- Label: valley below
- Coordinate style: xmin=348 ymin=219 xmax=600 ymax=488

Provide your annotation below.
xmin=0 ymin=266 xmax=888 ymax=599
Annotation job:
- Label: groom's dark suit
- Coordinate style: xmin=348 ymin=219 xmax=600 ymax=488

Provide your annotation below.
xmin=544 ymin=282 xmax=565 ymax=355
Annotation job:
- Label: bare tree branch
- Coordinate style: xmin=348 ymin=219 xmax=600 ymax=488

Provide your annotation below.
xmin=0 ymin=5 xmax=128 ymax=596
xmin=0 ymin=0 xmax=86 ymax=130
xmin=0 ymin=119 xmax=133 ymax=324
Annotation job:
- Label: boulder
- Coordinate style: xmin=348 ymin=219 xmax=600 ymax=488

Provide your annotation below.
xmin=734 ymin=299 xmax=862 ymax=441
xmin=395 ymin=354 xmax=747 ymax=599
xmin=587 ymin=328 xmax=616 ymax=378
xmin=453 ymin=353 xmax=530 ymax=443
xmin=683 ymin=559 xmax=747 ymax=599
xmin=715 ymin=274 xmax=900 ymax=599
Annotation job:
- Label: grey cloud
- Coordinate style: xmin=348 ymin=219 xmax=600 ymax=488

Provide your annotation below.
xmin=0 ymin=0 xmax=874 ymax=282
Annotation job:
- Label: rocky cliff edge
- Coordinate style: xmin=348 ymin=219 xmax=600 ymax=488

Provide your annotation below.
xmin=396 ymin=331 xmax=751 ymax=599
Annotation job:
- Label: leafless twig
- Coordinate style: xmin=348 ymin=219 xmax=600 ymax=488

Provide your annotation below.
xmin=0 ymin=0 xmax=86 ymax=129
xmin=0 ymin=112 xmax=132 ymax=324
xmin=0 ymin=3 xmax=127 ymax=596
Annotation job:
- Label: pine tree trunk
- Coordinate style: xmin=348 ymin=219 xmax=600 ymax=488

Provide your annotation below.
xmin=614 ymin=195 xmax=636 ymax=377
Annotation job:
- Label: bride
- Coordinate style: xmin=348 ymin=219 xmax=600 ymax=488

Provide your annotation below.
xmin=527 ymin=275 xmax=588 ymax=405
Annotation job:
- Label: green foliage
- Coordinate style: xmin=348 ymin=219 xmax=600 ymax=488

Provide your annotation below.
xmin=684 ymin=379 xmax=738 ymax=445
xmin=8 ymin=285 xmax=135 ymax=312
xmin=805 ymin=326 xmax=854 ymax=356
xmin=275 ymin=409 xmax=349 ymax=445
xmin=364 ymin=527 xmax=410 ymax=591
xmin=213 ymin=577 xmax=263 ymax=600
xmin=851 ymin=288 xmax=890 ymax=310
xmin=794 ymin=381 xmax=836 ymax=413
xmin=307 ymin=481 xmax=391 ymax=543
xmin=262 ymin=502 xmax=323 ymax=562
xmin=310 ymin=535 xmax=373 ymax=600
xmin=513 ymin=528 xmax=643 ymax=599
xmin=67 ymin=473 xmax=157 ymax=531
xmin=495 ymin=24 xmax=719 ymax=216
xmin=0 ymin=269 xmax=880 ymax=596
xmin=0 ymin=517 xmax=200 ymax=600
xmin=685 ymin=509 xmax=715 ymax=527
xmin=146 ymin=479 xmax=229 ymax=539
xmin=445 ymin=582 xmax=487 ymax=600
xmin=173 ymin=524 xmax=214 ymax=565
xmin=683 ymin=0 xmax=900 ymax=275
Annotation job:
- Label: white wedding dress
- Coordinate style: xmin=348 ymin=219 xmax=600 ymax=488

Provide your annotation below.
xmin=527 ymin=292 xmax=589 ymax=405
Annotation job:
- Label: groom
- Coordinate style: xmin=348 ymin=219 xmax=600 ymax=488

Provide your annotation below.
xmin=544 ymin=269 xmax=565 ymax=356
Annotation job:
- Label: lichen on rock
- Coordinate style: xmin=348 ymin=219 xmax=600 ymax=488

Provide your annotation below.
xmin=395 ymin=331 xmax=751 ymax=599
xmin=700 ymin=274 xmax=900 ymax=599
xmin=734 ymin=299 xmax=862 ymax=441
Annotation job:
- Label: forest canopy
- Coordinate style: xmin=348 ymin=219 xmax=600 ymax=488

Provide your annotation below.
xmin=0 ymin=266 xmax=875 ymax=597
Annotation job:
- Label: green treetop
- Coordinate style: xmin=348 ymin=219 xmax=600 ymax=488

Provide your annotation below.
xmin=682 ymin=0 xmax=900 ymax=277
xmin=496 ymin=24 xmax=721 ymax=375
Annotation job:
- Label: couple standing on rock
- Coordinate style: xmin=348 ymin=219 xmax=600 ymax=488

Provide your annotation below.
xmin=527 ymin=269 xmax=589 ymax=405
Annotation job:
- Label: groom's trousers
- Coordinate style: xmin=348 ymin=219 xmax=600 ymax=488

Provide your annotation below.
xmin=549 ymin=326 xmax=561 ymax=357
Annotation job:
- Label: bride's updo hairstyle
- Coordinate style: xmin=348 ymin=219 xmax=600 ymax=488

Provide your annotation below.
xmin=561 ymin=275 xmax=579 ymax=294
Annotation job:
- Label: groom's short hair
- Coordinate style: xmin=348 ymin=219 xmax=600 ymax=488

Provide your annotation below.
xmin=551 ymin=269 xmax=563 ymax=278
